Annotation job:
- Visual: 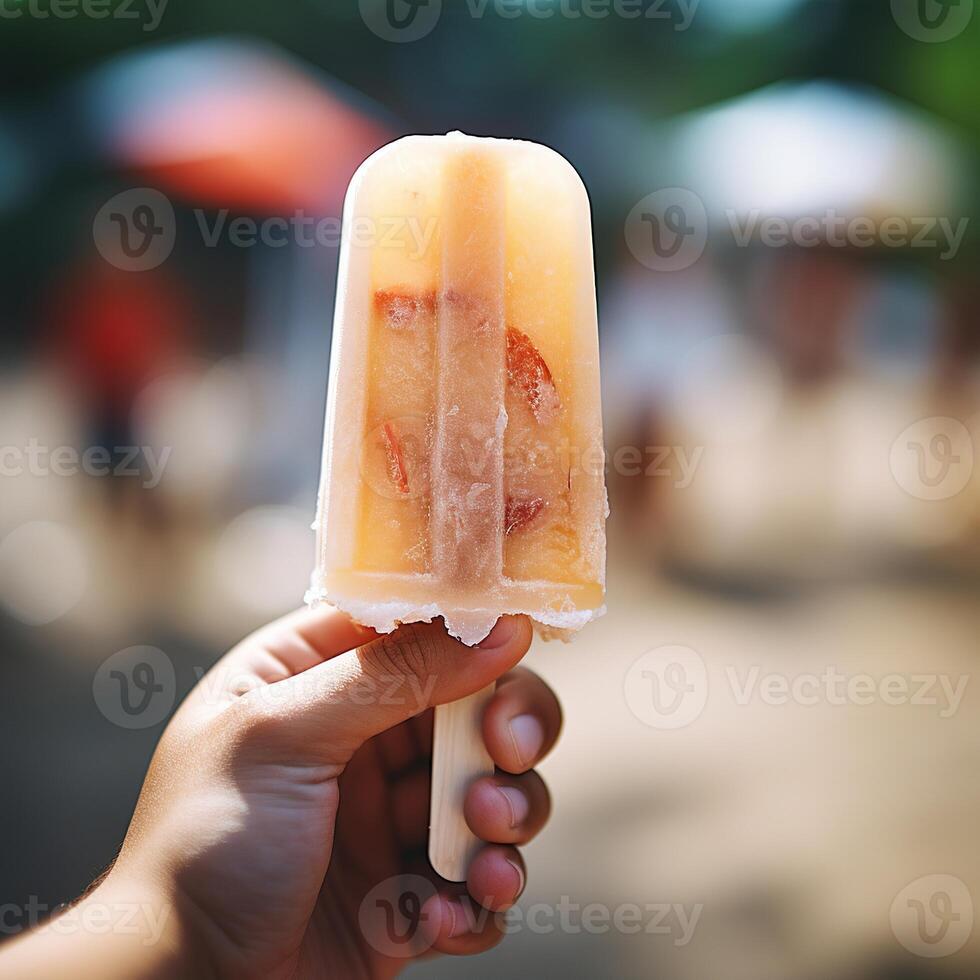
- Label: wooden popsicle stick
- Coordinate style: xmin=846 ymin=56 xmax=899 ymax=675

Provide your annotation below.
xmin=429 ymin=683 xmax=496 ymax=881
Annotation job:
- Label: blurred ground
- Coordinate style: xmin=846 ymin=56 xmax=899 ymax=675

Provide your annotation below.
xmin=2 ymin=515 xmax=978 ymax=977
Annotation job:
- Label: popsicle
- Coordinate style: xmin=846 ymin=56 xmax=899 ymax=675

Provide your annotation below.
xmin=307 ymin=132 xmax=606 ymax=879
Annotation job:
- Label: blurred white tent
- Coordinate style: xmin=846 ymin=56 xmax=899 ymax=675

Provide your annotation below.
xmin=674 ymin=80 xmax=968 ymax=225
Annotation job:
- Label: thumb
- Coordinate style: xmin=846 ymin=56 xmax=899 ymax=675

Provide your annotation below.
xmin=248 ymin=615 xmax=533 ymax=763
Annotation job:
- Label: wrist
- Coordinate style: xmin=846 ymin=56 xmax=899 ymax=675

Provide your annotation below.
xmin=0 ymin=870 xmax=215 ymax=980
xmin=83 ymin=869 xmax=218 ymax=980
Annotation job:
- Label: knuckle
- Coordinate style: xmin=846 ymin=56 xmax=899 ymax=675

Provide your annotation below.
xmin=360 ymin=624 xmax=437 ymax=681
xmin=224 ymin=689 xmax=284 ymax=751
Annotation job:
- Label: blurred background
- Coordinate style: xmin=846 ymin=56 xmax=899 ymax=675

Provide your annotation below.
xmin=1 ymin=1 xmax=979 ymax=977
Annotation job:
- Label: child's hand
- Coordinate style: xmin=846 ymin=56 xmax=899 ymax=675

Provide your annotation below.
xmin=102 ymin=608 xmax=554 ymax=978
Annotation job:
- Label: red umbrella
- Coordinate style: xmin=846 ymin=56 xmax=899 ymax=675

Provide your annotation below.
xmin=91 ymin=40 xmax=393 ymax=213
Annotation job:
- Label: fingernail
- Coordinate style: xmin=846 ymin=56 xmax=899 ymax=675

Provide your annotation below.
xmin=508 ymin=713 xmax=545 ymax=767
xmin=506 ymin=859 xmax=526 ymax=897
xmin=497 ymin=785 xmax=529 ymax=828
xmin=446 ymin=898 xmax=472 ymax=938
xmin=477 ymin=616 xmax=518 ymax=650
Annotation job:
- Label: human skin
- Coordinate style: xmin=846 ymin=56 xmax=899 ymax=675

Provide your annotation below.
xmin=0 ymin=608 xmax=560 ymax=979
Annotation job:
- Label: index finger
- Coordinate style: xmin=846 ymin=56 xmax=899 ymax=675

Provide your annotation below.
xmin=227 ymin=604 xmax=379 ymax=682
